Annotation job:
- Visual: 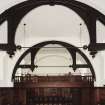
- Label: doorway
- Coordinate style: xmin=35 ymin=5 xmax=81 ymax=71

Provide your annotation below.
xmin=26 ymin=88 xmax=81 ymax=105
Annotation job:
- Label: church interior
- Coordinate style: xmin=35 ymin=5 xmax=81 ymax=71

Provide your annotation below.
xmin=0 ymin=0 xmax=105 ymax=105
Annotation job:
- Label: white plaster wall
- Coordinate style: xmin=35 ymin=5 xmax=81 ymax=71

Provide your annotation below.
xmin=0 ymin=0 xmax=105 ymax=87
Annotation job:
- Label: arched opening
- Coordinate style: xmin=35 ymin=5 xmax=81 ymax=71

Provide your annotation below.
xmin=12 ymin=40 xmax=95 ymax=83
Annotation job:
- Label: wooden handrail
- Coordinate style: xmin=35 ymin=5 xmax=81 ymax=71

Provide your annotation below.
xmin=14 ymin=75 xmax=94 ymax=85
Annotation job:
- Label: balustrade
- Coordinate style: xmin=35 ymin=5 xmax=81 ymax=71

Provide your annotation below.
xmin=14 ymin=74 xmax=94 ymax=86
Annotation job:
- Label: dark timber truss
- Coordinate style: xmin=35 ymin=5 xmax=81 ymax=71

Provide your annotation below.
xmin=12 ymin=40 xmax=96 ymax=81
xmin=0 ymin=0 xmax=105 ymax=57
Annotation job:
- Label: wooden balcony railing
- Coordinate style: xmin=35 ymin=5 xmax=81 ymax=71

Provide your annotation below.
xmin=14 ymin=74 xmax=94 ymax=87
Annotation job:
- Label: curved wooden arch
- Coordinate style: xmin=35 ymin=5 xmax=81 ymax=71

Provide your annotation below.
xmin=0 ymin=0 xmax=105 ymax=56
xmin=12 ymin=40 xmax=96 ymax=81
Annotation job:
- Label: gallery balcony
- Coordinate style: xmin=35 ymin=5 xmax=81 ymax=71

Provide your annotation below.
xmin=14 ymin=73 xmax=94 ymax=87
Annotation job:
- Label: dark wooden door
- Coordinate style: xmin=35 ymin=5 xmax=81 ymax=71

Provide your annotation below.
xmin=26 ymin=88 xmax=81 ymax=105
